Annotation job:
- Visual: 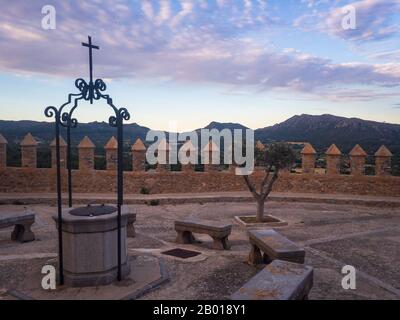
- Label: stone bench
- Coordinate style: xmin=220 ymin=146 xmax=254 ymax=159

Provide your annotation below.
xmin=175 ymin=219 xmax=232 ymax=250
xmin=0 ymin=209 xmax=35 ymax=243
xmin=127 ymin=212 xmax=136 ymax=238
xmin=230 ymin=260 xmax=313 ymax=300
xmin=248 ymin=229 xmax=305 ymax=265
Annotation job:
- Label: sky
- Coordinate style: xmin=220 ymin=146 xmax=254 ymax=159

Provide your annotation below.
xmin=1 ymin=0 xmax=400 ymax=131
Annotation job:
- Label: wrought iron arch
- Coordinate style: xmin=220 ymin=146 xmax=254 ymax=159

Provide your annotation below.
xmin=44 ymin=36 xmax=130 ymax=285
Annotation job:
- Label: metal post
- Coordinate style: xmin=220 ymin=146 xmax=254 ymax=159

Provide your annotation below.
xmin=67 ymin=126 xmax=72 ymax=208
xmin=117 ymin=117 xmax=123 ymax=281
xmin=55 ymin=120 xmax=64 ymax=285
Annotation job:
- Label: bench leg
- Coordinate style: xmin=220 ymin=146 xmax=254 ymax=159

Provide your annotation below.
xmin=263 ymin=253 xmax=273 ymax=264
xmin=212 ymin=236 xmax=230 ymax=250
xmin=221 ymin=236 xmax=231 ymax=250
xmin=127 ymin=223 xmax=136 ymax=238
xmin=11 ymin=223 xmax=35 ymax=243
xmin=176 ymin=231 xmax=194 ymax=244
xmin=248 ymin=244 xmax=262 ymax=265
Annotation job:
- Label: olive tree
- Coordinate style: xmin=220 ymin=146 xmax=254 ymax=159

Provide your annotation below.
xmin=243 ymin=143 xmax=295 ymax=222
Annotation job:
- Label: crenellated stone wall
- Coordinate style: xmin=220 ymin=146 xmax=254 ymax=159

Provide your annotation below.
xmin=0 ymin=134 xmax=7 ymax=169
xmin=20 ymin=133 xmax=38 ymax=168
xmin=0 ymin=134 xmax=398 ymax=197
xmin=0 ymin=168 xmax=399 ymax=197
xmin=78 ymin=136 xmax=95 ymax=171
xmin=50 ymin=136 xmax=67 ymax=169
xmin=104 ymin=136 xmax=118 ymax=171
xmin=325 ymin=144 xmax=341 ymax=175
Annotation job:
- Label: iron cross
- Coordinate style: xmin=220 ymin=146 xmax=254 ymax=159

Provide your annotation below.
xmin=82 ymin=36 xmax=99 ymax=86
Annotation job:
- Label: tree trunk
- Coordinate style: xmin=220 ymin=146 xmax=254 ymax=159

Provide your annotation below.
xmin=256 ymin=199 xmax=265 ymax=222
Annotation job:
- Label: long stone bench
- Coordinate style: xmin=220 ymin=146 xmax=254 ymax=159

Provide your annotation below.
xmin=175 ymin=219 xmax=232 ymax=250
xmin=0 ymin=209 xmax=35 ymax=242
xmin=248 ymin=229 xmax=305 ymax=265
xmin=230 ymin=260 xmax=313 ymax=300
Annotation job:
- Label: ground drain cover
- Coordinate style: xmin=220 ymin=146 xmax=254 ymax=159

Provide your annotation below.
xmin=161 ymin=248 xmax=201 ymax=259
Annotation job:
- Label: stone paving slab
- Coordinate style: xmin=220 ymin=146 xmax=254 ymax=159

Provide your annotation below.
xmin=305 ymin=248 xmax=399 ymax=300
xmin=0 ymin=255 xmax=168 ymax=300
xmin=309 ymin=229 xmax=400 ymax=291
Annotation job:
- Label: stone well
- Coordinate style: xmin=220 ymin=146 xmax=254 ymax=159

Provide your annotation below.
xmin=53 ymin=204 xmax=131 ymax=287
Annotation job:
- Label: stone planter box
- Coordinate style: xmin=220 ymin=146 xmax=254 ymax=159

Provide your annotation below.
xmin=53 ymin=205 xmax=131 ymax=287
xmin=234 ymin=215 xmax=288 ymax=229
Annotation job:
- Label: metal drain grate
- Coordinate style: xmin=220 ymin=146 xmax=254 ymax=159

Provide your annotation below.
xmin=161 ymin=248 xmax=201 ymax=259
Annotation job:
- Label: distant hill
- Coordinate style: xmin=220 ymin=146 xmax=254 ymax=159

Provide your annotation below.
xmin=0 ymin=120 xmax=150 ymax=147
xmin=203 ymin=121 xmax=249 ymax=131
xmin=255 ymin=114 xmax=400 ymax=155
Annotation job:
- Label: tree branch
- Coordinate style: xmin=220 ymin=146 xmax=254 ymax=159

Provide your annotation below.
xmin=260 ymin=165 xmax=271 ymax=189
xmin=243 ymin=175 xmax=260 ymax=201
xmin=261 ymin=170 xmax=278 ymax=201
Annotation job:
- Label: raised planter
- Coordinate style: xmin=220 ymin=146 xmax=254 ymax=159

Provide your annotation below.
xmin=234 ymin=214 xmax=288 ymax=229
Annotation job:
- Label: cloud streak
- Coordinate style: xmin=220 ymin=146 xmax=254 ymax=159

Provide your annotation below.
xmin=296 ymin=0 xmax=400 ymax=43
xmin=0 ymin=0 xmax=400 ymax=102
xmin=326 ymin=0 xmax=400 ymax=42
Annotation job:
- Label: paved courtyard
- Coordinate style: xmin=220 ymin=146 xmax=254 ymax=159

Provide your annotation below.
xmin=0 ymin=199 xmax=399 ymax=300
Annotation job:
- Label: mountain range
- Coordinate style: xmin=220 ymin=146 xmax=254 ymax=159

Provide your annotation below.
xmin=1 ymin=114 xmax=400 ymax=157
xmin=255 ymin=114 xmax=400 ymax=155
